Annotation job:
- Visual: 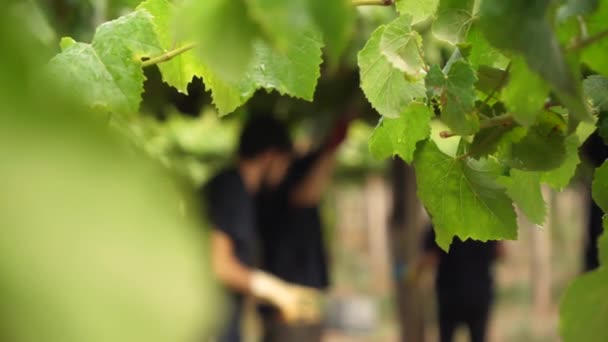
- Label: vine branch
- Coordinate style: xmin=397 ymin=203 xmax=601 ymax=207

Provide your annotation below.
xmin=567 ymin=28 xmax=608 ymax=51
xmin=480 ymin=114 xmax=514 ymax=129
xmin=141 ymin=43 xmax=196 ymax=68
xmin=352 ymin=0 xmax=394 ymax=6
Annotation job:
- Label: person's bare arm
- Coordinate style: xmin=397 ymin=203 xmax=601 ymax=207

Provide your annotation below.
xmin=495 ymin=241 xmax=507 ymax=260
xmin=417 ymin=251 xmax=440 ymax=271
xmin=210 ymin=230 xmax=322 ymax=322
xmin=289 ymin=150 xmax=338 ymax=206
xmin=289 ymin=115 xmax=352 ymax=206
xmin=210 ymin=230 xmax=252 ymax=294
xmin=407 ymin=250 xmax=439 ymax=285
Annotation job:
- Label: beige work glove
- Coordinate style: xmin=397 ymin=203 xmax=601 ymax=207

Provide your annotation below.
xmin=250 ymin=271 xmax=322 ymax=323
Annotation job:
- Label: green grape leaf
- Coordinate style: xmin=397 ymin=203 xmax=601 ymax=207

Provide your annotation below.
xmin=583 ymin=75 xmax=608 ymax=111
xmin=592 ymin=160 xmax=608 ymax=212
xmin=540 ymin=134 xmax=581 ymax=189
xmin=138 ymin=0 xmax=204 ymax=94
xmin=559 ymin=268 xmax=608 ymax=342
xmin=369 ymin=102 xmax=432 ymax=163
xmin=249 ymin=33 xmax=323 ymax=101
xmin=203 ymin=71 xmax=257 ymax=116
xmin=542 ymin=121 xmax=596 ymax=190
xmin=395 ymin=0 xmax=439 ymax=24
xmin=432 ymin=0 xmax=476 ymax=44
xmin=177 ymin=0 xmax=261 ymax=82
xmin=414 ymin=140 xmax=518 ymax=250
xmin=49 ymin=43 xmax=135 ymax=114
xmin=499 ymin=170 xmax=546 ymax=224
xmin=49 ymin=11 xmax=161 ymax=114
xmin=480 ymin=0 xmax=591 ymax=122
xmin=426 ymin=60 xmax=479 ymax=135
xmin=91 ymin=10 xmax=160 ymax=63
xmin=91 ymin=10 xmax=162 ymax=112
xmin=206 ymin=31 xmax=322 ymax=115
xmin=465 ymin=25 xmax=509 ymax=69
xmin=469 ymin=124 xmax=513 ymax=160
xmin=358 ymin=26 xmax=425 ymax=118
xmin=499 ymin=112 xmax=568 ymax=171
xmin=502 ymin=58 xmax=550 ymax=126
xmin=139 ymin=0 xmax=257 ymax=114
xmin=380 ymin=15 xmax=425 ymax=78
xmin=442 ymin=47 xmax=468 ymax=72
xmin=245 ymin=0 xmax=317 ymax=51
xmin=309 ymin=0 xmax=354 ymax=66
xmin=475 ymin=65 xmax=508 ymax=96
xmin=179 ymin=1 xmax=321 ymax=115
xmin=581 ymin=2 xmax=608 ymax=77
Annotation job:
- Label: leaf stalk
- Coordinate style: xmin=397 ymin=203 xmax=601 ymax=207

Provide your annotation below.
xmin=439 ymin=114 xmax=514 ymax=138
xmin=482 ymin=62 xmax=511 ymax=105
xmin=352 ymin=0 xmax=394 ymax=6
xmin=567 ymin=28 xmax=608 ymax=51
xmin=141 ymin=43 xmax=197 ymax=68
xmin=479 ymin=114 xmax=513 ymax=129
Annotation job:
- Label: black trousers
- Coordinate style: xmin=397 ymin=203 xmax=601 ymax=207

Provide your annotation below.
xmin=437 ymin=291 xmax=492 ymax=342
xmin=216 ymin=296 xmax=242 ymax=342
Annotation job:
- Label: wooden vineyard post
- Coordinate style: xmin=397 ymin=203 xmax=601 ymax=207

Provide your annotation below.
xmin=389 ymin=159 xmax=425 ymax=342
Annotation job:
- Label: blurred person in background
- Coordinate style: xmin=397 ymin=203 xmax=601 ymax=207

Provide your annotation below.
xmin=204 ymin=116 xmax=321 ymax=342
xmin=582 ymin=132 xmax=608 ymax=271
xmin=255 ymin=115 xmax=352 ymax=342
xmin=414 ymin=227 xmax=503 ymax=342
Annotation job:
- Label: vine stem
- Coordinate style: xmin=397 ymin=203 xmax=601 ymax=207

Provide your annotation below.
xmin=413 ymin=39 xmax=429 ymax=72
xmin=141 ymin=43 xmax=196 ymax=68
xmin=577 ymin=15 xmax=588 ymax=40
xmin=567 ymin=28 xmax=608 ymax=51
xmin=439 ymin=114 xmax=514 ymax=139
xmin=480 ymin=114 xmax=514 ymax=129
xmin=482 ymin=62 xmax=511 ymax=105
xmin=352 ymin=0 xmax=394 ymax=6
xmin=451 ymin=115 xmax=514 ymax=160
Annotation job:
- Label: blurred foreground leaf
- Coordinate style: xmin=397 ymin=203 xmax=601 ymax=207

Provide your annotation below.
xmin=0 ymin=11 xmax=220 ymax=342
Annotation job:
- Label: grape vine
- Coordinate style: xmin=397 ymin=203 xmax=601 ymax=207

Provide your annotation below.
xmin=43 ymin=0 xmax=608 ymax=340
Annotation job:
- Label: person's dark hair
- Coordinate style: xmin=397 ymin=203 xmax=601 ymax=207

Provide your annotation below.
xmin=238 ymin=115 xmax=292 ymax=159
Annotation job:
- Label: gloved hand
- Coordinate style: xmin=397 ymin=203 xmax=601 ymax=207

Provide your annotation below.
xmin=250 ymin=271 xmax=322 ymax=323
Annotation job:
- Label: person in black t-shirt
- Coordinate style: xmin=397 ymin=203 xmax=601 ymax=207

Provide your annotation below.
xmin=416 ymin=228 xmax=502 ymax=342
xmin=256 ymin=117 xmax=350 ymax=342
xmin=581 ymin=132 xmax=608 ymax=271
xmin=205 ymin=116 xmax=321 ymax=342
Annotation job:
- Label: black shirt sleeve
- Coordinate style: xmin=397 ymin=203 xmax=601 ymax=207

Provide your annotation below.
xmin=423 ymin=226 xmax=441 ymax=254
xmin=283 ymin=150 xmax=323 ymax=192
xmin=205 ymin=171 xmax=248 ymax=239
xmin=582 ymin=132 xmax=608 ymax=168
